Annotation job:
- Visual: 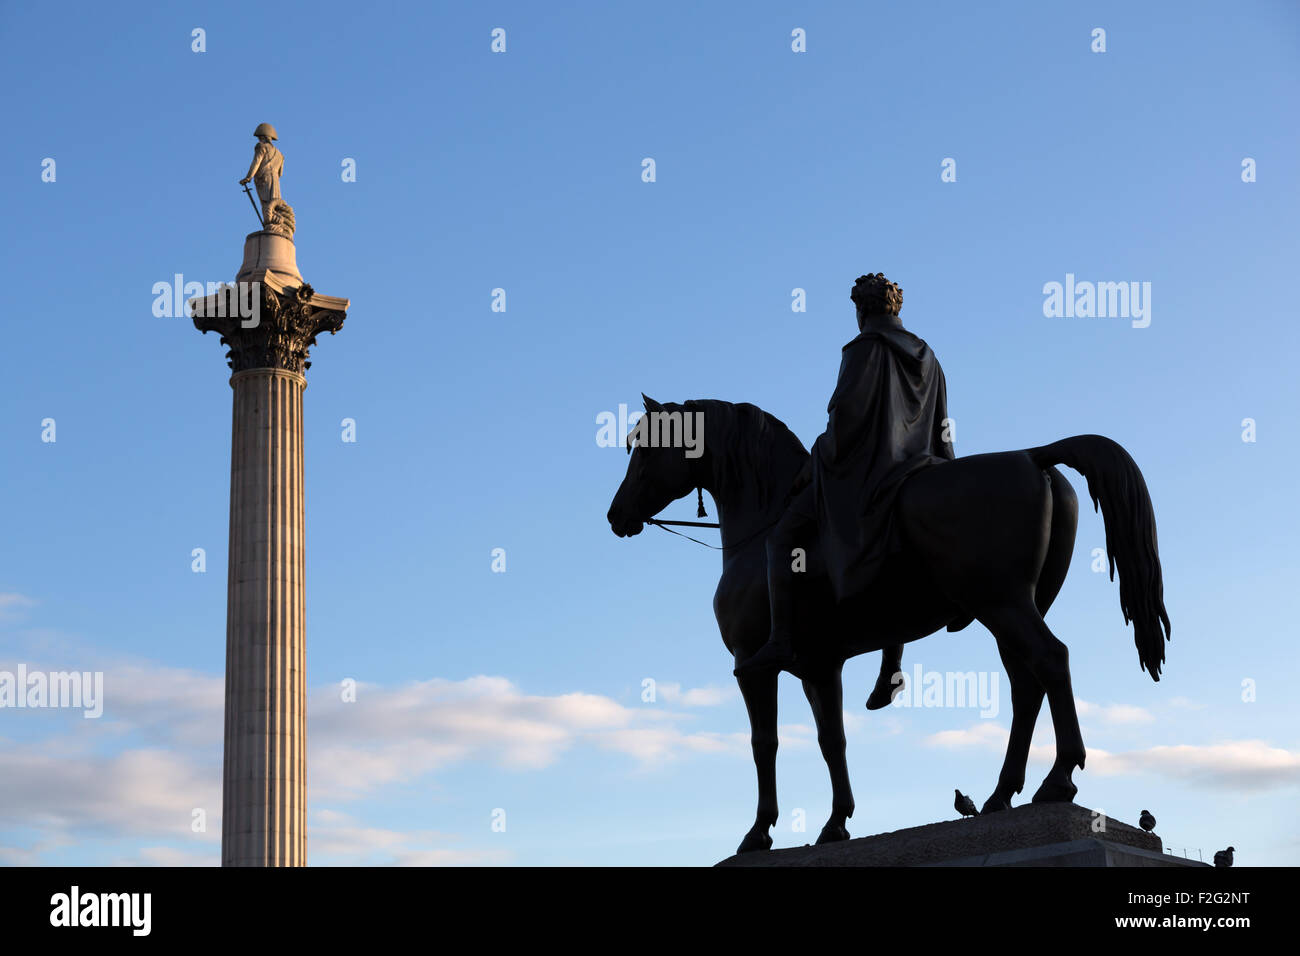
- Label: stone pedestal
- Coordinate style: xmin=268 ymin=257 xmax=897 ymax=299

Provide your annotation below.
xmin=716 ymin=803 xmax=1210 ymax=868
xmin=238 ymin=230 xmax=301 ymax=285
xmin=191 ymin=237 xmax=348 ymax=867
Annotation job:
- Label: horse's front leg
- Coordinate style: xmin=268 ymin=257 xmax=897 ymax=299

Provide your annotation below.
xmin=736 ymin=667 xmax=779 ymax=853
xmin=802 ymin=663 xmax=854 ymax=844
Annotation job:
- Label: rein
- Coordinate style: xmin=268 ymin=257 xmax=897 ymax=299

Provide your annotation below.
xmin=646 ymin=516 xmax=778 ymax=552
xmin=642 ymin=486 xmax=779 ymax=551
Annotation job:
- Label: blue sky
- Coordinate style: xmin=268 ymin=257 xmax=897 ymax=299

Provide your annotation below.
xmin=1 ymin=0 xmax=1298 ymax=866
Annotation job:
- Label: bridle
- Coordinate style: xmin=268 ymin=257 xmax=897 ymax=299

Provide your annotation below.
xmin=645 ymin=515 xmax=779 ymax=552
xmin=628 ymin=436 xmax=778 ymax=552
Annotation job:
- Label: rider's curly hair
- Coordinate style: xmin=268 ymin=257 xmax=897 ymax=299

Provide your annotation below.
xmin=851 ymin=273 xmax=903 ymax=316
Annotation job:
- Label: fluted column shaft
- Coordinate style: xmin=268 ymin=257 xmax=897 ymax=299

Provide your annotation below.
xmin=192 ymin=254 xmax=346 ymax=868
xmin=222 ymin=367 xmax=307 ymax=866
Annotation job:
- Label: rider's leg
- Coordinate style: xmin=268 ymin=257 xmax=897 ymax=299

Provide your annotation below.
xmin=866 ymin=644 xmax=904 ymax=710
xmin=735 ymin=492 xmax=815 ymax=675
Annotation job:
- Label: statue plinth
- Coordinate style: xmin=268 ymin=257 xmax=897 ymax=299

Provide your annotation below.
xmin=191 ymin=235 xmax=349 ymax=866
xmin=716 ymin=803 xmax=1209 ymax=867
xmin=238 ymin=229 xmax=301 ymax=284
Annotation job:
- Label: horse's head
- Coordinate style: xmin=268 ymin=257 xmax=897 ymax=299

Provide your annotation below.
xmin=607 ymin=396 xmax=809 ymax=541
xmin=607 ymin=394 xmax=701 ymax=537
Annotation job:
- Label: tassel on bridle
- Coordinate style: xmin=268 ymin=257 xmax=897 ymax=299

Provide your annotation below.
xmin=649 ymin=485 xmax=780 ymax=552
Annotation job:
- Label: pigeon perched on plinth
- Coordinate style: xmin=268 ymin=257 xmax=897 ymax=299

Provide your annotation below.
xmin=954 ymin=789 xmax=978 ymax=818
xmin=1214 ymin=846 xmax=1235 ymax=868
xmin=1139 ymin=810 xmax=1156 ymax=832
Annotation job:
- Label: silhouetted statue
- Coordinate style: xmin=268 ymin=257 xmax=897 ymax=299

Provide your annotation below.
xmin=607 ymin=275 xmax=1170 ymax=855
xmin=738 ymin=274 xmax=952 ymax=697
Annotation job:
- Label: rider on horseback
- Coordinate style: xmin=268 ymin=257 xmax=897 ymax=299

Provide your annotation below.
xmin=736 ymin=273 xmax=955 ymax=707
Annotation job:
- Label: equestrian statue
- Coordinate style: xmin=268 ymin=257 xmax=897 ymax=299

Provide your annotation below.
xmin=606 ymin=273 xmax=1170 ymax=854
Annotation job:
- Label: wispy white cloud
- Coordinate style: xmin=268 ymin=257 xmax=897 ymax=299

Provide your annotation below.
xmin=922 ymin=699 xmax=1160 ymax=751
xmin=922 ymin=720 xmax=1300 ymax=794
xmin=843 ymin=709 xmax=906 ymax=737
xmin=923 ymin=722 xmax=1009 ymax=750
xmin=0 ymin=740 xmax=220 ymax=844
xmin=1076 ymin=699 xmax=1156 ymax=725
xmin=1087 ymin=740 xmax=1300 ymax=790
xmin=590 ymin=727 xmax=745 ymax=764
xmin=0 ymin=658 xmax=755 ymax=863
xmin=655 ymin=683 xmax=738 ymax=707
xmin=14 ymin=644 xmax=1289 ymax=867
xmin=307 ymin=810 xmax=510 ymax=867
xmin=309 ymin=675 xmax=752 ymax=796
xmin=0 ymin=594 xmax=36 ymax=622
xmin=0 ymin=836 xmax=72 ymax=866
xmin=114 ymin=846 xmax=218 ymax=867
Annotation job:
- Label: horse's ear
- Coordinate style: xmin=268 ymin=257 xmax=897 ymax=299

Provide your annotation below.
xmin=626 ymin=409 xmax=640 ymax=454
xmin=642 ymin=393 xmax=663 ymax=413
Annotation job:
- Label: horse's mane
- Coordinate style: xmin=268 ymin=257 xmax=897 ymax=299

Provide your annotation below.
xmin=680 ymin=399 xmax=809 ymax=511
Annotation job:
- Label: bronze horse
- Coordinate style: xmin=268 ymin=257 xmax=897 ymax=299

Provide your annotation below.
xmin=607 ymin=397 xmax=1169 ymax=854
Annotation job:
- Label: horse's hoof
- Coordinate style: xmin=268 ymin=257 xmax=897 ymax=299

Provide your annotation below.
xmin=980 ymin=795 xmax=1012 ymax=814
xmin=1030 ymin=778 xmax=1078 ymax=803
xmin=736 ymin=829 xmax=773 ymax=854
xmin=815 ymin=823 xmax=851 ymax=845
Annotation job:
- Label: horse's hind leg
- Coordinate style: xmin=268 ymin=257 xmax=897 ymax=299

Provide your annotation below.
xmin=982 ymin=640 xmax=1044 ymax=813
xmin=981 ymin=467 xmax=1076 ymax=814
xmin=801 ymin=663 xmax=854 ymax=843
xmin=736 ymin=669 xmax=779 ymax=853
xmin=978 ymin=602 xmax=1085 ymax=803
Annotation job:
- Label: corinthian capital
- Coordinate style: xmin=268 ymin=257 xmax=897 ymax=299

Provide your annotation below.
xmin=191 ymin=273 xmax=348 ymax=375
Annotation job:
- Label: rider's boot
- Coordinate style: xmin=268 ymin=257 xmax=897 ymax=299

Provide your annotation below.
xmin=734 ymin=634 xmax=796 ymax=676
xmin=866 ymin=644 xmax=904 ymax=709
xmin=735 ymin=538 xmax=800 ymax=676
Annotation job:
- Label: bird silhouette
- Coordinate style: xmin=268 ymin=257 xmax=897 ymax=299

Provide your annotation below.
xmin=1139 ymin=810 xmax=1156 ymax=832
xmin=1214 ymin=846 xmax=1235 ymax=868
xmin=954 ymin=789 xmax=978 ymax=818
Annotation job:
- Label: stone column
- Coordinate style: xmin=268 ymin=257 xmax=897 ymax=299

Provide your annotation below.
xmin=191 ymin=234 xmax=348 ymax=866
xmin=223 ymin=367 xmax=306 ymax=866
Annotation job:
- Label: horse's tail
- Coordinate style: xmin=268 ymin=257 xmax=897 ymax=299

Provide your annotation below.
xmin=1028 ymin=436 xmax=1171 ymax=680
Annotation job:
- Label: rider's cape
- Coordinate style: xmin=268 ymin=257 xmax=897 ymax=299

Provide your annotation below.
xmin=810 ymin=327 xmax=954 ymax=602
